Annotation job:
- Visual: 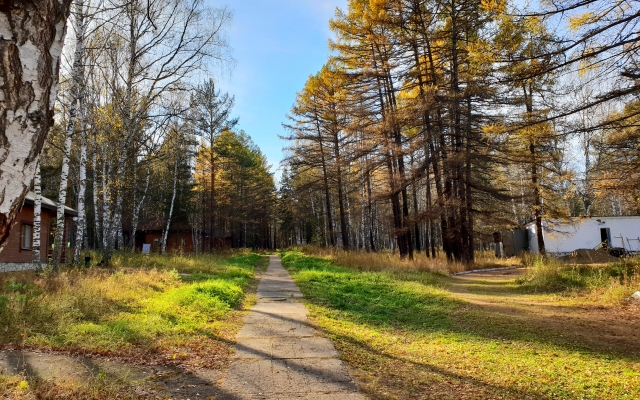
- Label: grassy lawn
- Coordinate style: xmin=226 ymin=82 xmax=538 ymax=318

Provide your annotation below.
xmin=0 ymin=252 xmax=267 ymax=398
xmin=281 ymin=250 xmax=640 ymax=400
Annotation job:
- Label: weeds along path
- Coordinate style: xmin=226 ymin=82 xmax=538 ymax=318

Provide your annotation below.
xmin=218 ymin=255 xmax=366 ymax=399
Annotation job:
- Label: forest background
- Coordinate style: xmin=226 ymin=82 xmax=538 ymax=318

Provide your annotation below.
xmin=280 ymin=0 xmax=640 ymax=263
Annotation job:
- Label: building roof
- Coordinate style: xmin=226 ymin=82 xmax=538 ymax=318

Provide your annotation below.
xmin=524 ymin=215 xmax=640 ymax=227
xmin=23 ymin=191 xmax=78 ymax=217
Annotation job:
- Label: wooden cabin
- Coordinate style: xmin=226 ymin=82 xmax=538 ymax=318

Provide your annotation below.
xmin=124 ymin=220 xmax=231 ymax=253
xmin=0 ymin=191 xmax=77 ymax=267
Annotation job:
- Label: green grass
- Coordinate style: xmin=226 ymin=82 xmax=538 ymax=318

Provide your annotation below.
xmin=0 ymin=253 xmax=267 ymax=358
xmin=281 ymin=250 xmax=640 ymax=400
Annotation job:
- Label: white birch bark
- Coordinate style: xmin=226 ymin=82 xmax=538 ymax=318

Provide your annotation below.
xmin=161 ymin=159 xmax=179 ymax=254
xmin=73 ymin=125 xmax=87 ymax=264
xmin=52 ymin=131 xmax=73 ymax=267
xmin=109 ymin=155 xmax=127 ymax=255
xmin=101 ymin=147 xmax=110 ymax=250
xmin=92 ymin=142 xmax=101 ymax=248
xmin=114 ymin=206 xmax=123 ymax=249
xmin=130 ymin=161 xmax=151 ymax=249
xmin=102 ymin=157 xmax=125 ymax=263
xmin=53 ymin=0 xmax=86 ymax=266
xmin=32 ymin=164 xmax=42 ymax=266
xmin=0 ymin=1 xmax=73 ymax=250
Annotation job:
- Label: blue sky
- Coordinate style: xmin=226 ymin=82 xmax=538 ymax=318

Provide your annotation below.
xmin=209 ymin=0 xmax=347 ymax=182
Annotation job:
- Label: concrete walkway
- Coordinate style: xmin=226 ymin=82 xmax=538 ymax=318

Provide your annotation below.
xmin=218 ymin=255 xmax=365 ymax=400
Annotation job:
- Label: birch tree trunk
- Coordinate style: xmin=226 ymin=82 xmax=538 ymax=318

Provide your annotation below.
xmin=92 ymin=143 xmax=101 ymax=249
xmin=73 ymin=125 xmax=87 ymax=264
xmin=101 ymin=149 xmax=110 ymax=250
xmin=52 ymin=0 xmax=86 ymax=267
xmin=161 ymin=159 xmax=179 ymax=254
xmin=32 ymin=164 xmax=42 ymax=266
xmin=0 ymin=0 xmax=73 ymax=250
xmin=52 ymin=129 xmax=72 ymax=267
xmin=129 ymin=161 xmax=150 ymax=249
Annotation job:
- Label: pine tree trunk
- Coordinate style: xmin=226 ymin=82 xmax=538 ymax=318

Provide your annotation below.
xmin=531 ymin=142 xmax=546 ymax=254
xmin=366 ymin=169 xmax=376 ymax=252
xmin=0 ymin=0 xmax=73 ymax=250
xmin=322 ymin=197 xmax=328 ymax=247
xmin=309 ymin=189 xmax=321 ymax=242
xmin=426 ymin=171 xmax=437 ymax=258
xmin=210 ymin=148 xmax=215 ymax=251
xmin=315 ymin=113 xmax=335 ymax=247
xmin=524 ymin=84 xmax=546 ymax=255
xmin=360 ymin=173 xmax=366 ymax=251
xmin=345 ymin=165 xmax=353 ymax=249
xmin=334 ymin=135 xmax=349 ymax=250
xmin=410 ymin=155 xmax=421 ymax=252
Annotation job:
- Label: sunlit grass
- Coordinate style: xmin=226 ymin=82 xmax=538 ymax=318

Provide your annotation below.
xmin=282 ymin=251 xmax=640 ymax=400
xmin=297 ymin=245 xmax=640 ymax=305
xmin=0 ymin=252 xmax=267 ymax=357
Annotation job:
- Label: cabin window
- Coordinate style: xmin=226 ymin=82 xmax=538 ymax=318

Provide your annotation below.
xmin=21 ymin=224 xmax=33 ymax=250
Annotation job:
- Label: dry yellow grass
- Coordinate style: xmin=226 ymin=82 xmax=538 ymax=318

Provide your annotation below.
xmin=292 ymin=245 xmax=520 ymax=274
xmin=0 ymin=253 xmax=268 ymax=399
xmin=518 ymin=253 xmax=640 ymax=304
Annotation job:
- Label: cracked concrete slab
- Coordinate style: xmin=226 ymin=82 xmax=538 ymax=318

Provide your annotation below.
xmin=237 ymin=322 xmax=316 ymax=339
xmin=219 ymin=255 xmax=366 ymax=399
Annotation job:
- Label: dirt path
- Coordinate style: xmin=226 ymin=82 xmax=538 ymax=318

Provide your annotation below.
xmin=217 ymin=255 xmax=366 ymax=400
xmin=449 ymin=269 xmax=640 ymax=357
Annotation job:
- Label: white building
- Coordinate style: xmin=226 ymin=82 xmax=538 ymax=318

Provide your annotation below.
xmin=526 ymin=216 xmax=640 ymax=255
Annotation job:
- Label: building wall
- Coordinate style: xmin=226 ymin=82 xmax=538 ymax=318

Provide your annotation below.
xmin=526 ymin=224 xmax=539 ymax=254
xmin=139 ymin=231 xmax=198 ymax=253
xmin=528 ymin=217 xmax=640 ymax=254
xmin=0 ymin=205 xmax=51 ymax=263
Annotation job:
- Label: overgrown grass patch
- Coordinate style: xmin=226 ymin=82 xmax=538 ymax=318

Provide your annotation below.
xmin=288 ymin=245 xmax=520 ymax=273
xmin=282 ymin=251 xmax=640 ymax=400
xmin=0 ymin=253 xmax=266 ymax=359
xmin=517 ymin=255 xmax=640 ymax=302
